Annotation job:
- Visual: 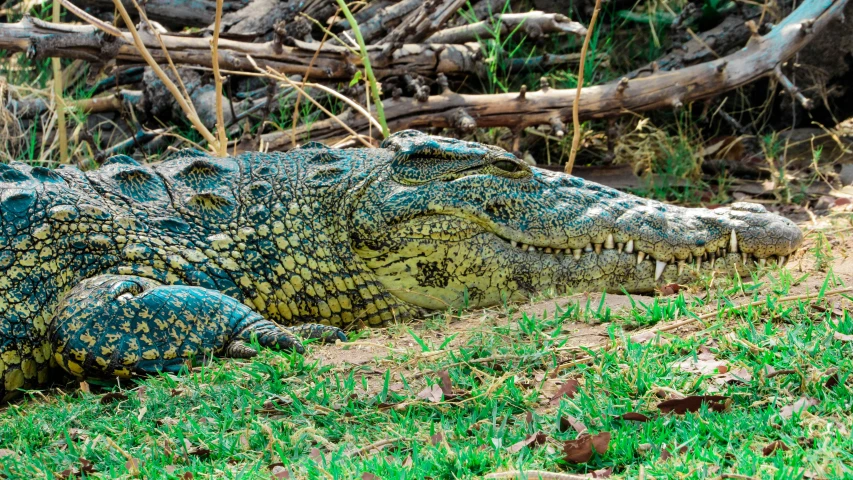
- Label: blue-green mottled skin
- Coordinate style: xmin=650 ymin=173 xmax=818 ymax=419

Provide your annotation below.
xmin=0 ymin=130 xmax=802 ymax=401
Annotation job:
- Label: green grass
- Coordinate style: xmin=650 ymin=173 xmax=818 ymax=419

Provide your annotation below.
xmin=1 ymin=224 xmax=852 ymax=479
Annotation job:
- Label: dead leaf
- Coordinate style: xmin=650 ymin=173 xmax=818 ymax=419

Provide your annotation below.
xmin=618 ymin=412 xmax=651 ymax=422
xmin=437 ymin=370 xmax=452 ymax=396
xmin=269 ymin=463 xmax=290 ymax=479
xmin=0 ymin=449 xmax=18 ymax=459
xmin=715 ymin=367 xmax=753 ymax=385
xmin=559 ymin=414 xmax=588 ymax=434
xmin=657 ymin=395 xmax=730 ymax=414
xmin=309 ymin=448 xmax=323 ymax=461
xmin=184 ymin=439 xmax=210 ymax=458
xmin=659 ymin=283 xmax=681 ymax=296
xmin=780 ymin=397 xmax=819 ymax=419
xmin=402 ymin=455 xmax=413 ymax=468
xmin=562 ymin=432 xmax=611 ymax=464
xmin=417 ymin=384 xmax=443 ymax=403
xmin=833 ymin=331 xmax=853 ymax=342
xmin=362 ymin=474 xmax=380 ymax=480
xmin=181 ymin=472 xmax=194 ymax=480
xmin=592 ymin=467 xmax=613 ymax=478
xmin=549 ymin=378 xmax=580 ymax=405
xmin=125 ymin=458 xmax=141 ymax=473
xmin=506 ymin=432 xmax=548 ymax=453
xmin=100 ymin=392 xmax=128 ymax=404
xmin=660 ymin=445 xmax=688 ymax=461
xmin=673 ymin=346 xmax=727 ymax=375
xmin=562 ymin=435 xmax=594 ymax=464
xmin=763 ymin=440 xmax=790 ymax=456
xmin=78 ymin=381 xmax=90 ymax=394
xmin=430 ymin=432 xmax=444 ymax=446
xmin=825 ymin=373 xmax=840 ymax=389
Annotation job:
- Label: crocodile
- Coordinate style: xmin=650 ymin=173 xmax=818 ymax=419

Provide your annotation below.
xmin=0 ymin=130 xmax=802 ymax=401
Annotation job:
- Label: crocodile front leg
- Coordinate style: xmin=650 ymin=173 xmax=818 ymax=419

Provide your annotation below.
xmin=48 ymin=275 xmax=346 ymax=378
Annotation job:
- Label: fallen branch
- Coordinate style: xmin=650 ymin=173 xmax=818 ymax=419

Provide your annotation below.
xmin=82 ymin=0 xmax=249 ymax=28
xmin=0 ymin=17 xmax=485 ymax=80
xmin=260 ymin=0 xmax=849 ymax=148
xmin=425 ymin=11 xmax=586 ymax=44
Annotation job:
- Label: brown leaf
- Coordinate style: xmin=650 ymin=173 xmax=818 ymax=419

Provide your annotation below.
xmin=430 ymin=432 xmax=444 ymax=446
xmin=825 ymin=373 xmax=840 ymax=389
xmin=715 ymin=367 xmax=753 ymax=385
xmin=591 ymin=432 xmax=611 ymax=454
xmin=0 ymin=449 xmax=18 ymax=459
xmin=402 ymin=455 xmax=413 ymax=468
xmin=659 ymin=283 xmax=681 ymax=296
xmin=125 ymin=458 xmax=141 ymax=473
xmin=562 ymin=432 xmax=611 ymax=464
xmin=78 ymin=381 xmax=90 ymax=394
xmin=673 ymin=347 xmax=727 ymax=375
xmin=559 ymin=414 xmax=588 ymax=434
xmin=780 ymin=397 xmax=819 ymax=419
xmin=660 ymin=445 xmax=688 ymax=461
xmin=549 ymin=378 xmax=580 ymax=405
xmin=506 ymin=432 xmax=548 ymax=453
xmin=833 ymin=331 xmax=853 ymax=342
xmin=437 ymin=370 xmax=452 ymax=396
xmin=362 ymin=474 xmax=380 ymax=480
xmin=181 ymin=472 xmax=194 ymax=480
xmin=271 ymin=464 xmax=290 ymax=478
xmin=184 ymin=439 xmax=210 ymax=458
xmin=657 ymin=395 xmax=729 ymax=414
xmin=100 ymin=392 xmax=128 ymax=404
xmin=309 ymin=448 xmax=323 ymax=461
xmin=618 ymin=412 xmax=651 ymax=422
xmin=562 ymin=435 xmax=594 ymax=464
xmin=592 ymin=467 xmax=613 ymax=478
xmin=417 ymin=384 xmax=443 ymax=403
xmin=763 ymin=440 xmax=790 ymax=456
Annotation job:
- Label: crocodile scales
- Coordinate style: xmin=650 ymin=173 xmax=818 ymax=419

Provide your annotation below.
xmin=0 ymin=130 xmax=802 ymax=401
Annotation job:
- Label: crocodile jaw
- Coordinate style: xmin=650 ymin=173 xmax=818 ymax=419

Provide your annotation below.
xmin=352 ymin=166 xmax=803 ymax=311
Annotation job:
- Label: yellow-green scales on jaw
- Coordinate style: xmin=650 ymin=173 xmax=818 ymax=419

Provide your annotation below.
xmin=0 ymin=130 xmax=802 ymax=401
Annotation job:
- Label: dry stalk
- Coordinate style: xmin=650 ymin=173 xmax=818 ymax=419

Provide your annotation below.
xmin=211 ymin=0 xmax=227 ymax=157
xmin=110 ymin=0 xmax=219 ymax=150
xmin=52 ymin=0 xmax=67 ymax=163
xmin=565 ymin=0 xmax=602 ymax=174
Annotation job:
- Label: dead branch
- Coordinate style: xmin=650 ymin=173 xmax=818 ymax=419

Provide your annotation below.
xmin=260 ymin=0 xmax=849 ymax=149
xmin=0 ymin=17 xmax=484 ymax=79
xmin=425 ymin=11 xmax=586 ymax=44
xmin=382 ymin=0 xmax=469 ymax=44
xmin=83 ymin=0 xmax=250 ymax=28
xmin=343 ymin=0 xmax=421 ymax=43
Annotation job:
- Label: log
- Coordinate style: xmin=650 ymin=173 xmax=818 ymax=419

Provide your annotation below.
xmin=260 ymin=0 xmax=850 ymax=149
xmin=0 ymin=17 xmax=484 ymax=80
xmin=425 ymin=11 xmax=586 ymax=44
xmin=83 ymin=0 xmax=250 ymax=28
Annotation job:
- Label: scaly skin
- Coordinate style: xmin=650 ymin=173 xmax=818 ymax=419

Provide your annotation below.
xmin=0 ymin=130 xmax=802 ymax=400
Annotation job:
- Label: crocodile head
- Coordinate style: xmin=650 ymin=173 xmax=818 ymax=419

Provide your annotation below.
xmin=350 ymin=131 xmax=803 ymax=310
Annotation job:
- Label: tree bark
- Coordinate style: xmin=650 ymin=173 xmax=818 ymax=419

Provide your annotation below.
xmin=83 ymin=0 xmax=250 ymax=28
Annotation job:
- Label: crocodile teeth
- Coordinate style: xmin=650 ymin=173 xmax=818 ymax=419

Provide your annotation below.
xmin=759 ymin=258 xmax=766 ymax=267
xmin=742 ymin=252 xmax=748 ymax=264
xmin=710 ymin=256 xmax=716 ymax=269
xmin=519 ymin=243 xmax=527 ymax=250
xmin=529 ymin=246 xmax=537 ymax=252
xmin=604 ymin=234 xmax=614 ymax=249
xmin=637 ymin=251 xmax=646 ymax=264
xmin=677 ymin=261 xmax=685 ymax=275
xmin=573 ymin=249 xmax=581 ymax=260
xmin=730 ymin=230 xmax=738 ymax=253
xmin=545 ymin=247 xmax=552 ymax=253
xmin=779 ymin=255 xmax=786 ymax=266
xmin=584 ymin=244 xmax=593 ymax=252
xmin=655 ymin=260 xmax=666 ymax=281
xmin=594 ymin=243 xmax=602 ymax=254
xmin=696 ymin=257 xmax=702 ymax=270
xmin=511 ymin=241 xmax=518 ymax=247
xmin=625 ymin=239 xmax=634 ymax=254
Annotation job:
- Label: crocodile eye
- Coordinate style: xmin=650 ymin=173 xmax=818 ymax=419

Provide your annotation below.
xmin=492 ymin=160 xmax=521 ymax=173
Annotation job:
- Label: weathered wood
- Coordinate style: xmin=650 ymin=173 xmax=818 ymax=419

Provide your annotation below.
xmin=425 ymin=11 xmax=586 ymax=44
xmin=261 ymin=0 xmax=849 ymax=149
xmin=83 ymin=0 xmax=250 ymax=28
xmin=0 ymin=17 xmax=484 ymax=79
xmin=382 ymin=0 xmax=469 ymax=44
